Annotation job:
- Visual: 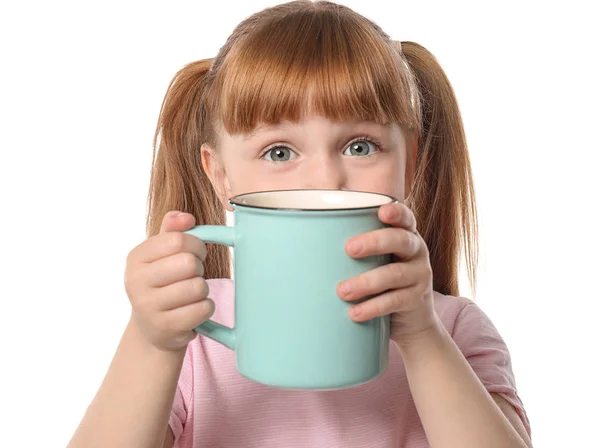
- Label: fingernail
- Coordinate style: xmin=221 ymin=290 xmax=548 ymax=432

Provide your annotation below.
xmin=340 ymin=281 xmax=352 ymax=297
xmin=350 ymin=305 xmax=362 ymax=319
xmin=347 ymin=240 xmax=362 ymax=255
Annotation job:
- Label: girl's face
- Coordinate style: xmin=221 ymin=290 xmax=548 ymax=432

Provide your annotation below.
xmin=202 ymin=114 xmax=415 ymax=210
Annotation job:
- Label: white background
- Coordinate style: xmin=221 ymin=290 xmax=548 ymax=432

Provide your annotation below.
xmin=1 ymin=1 xmax=598 ymax=446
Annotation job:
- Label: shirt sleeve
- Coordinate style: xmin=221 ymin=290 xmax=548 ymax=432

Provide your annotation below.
xmin=168 ymin=343 xmax=195 ymax=447
xmin=451 ymin=302 xmax=531 ymax=436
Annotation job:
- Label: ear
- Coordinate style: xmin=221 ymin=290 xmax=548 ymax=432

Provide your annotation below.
xmin=201 ymin=143 xmax=234 ymax=211
xmin=404 ymin=133 xmax=418 ymax=199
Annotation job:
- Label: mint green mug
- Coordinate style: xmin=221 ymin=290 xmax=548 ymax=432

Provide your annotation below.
xmin=185 ymin=189 xmax=396 ymax=390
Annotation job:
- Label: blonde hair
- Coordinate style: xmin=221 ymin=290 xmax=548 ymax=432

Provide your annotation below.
xmin=147 ymin=0 xmax=478 ymax=297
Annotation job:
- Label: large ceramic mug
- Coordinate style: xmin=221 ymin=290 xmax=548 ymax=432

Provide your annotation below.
xmin=185 ymin=189 xmax=396 ymax=389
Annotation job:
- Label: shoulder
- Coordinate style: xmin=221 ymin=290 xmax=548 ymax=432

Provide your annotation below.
xmin=433 ymin=290 xmax=508 ymax=359
xmin=432 ymin=290 xmax=480 ymax=336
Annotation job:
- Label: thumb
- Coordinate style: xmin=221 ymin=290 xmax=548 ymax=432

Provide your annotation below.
xmin=159 ymin=211 xmax=196 ymax=234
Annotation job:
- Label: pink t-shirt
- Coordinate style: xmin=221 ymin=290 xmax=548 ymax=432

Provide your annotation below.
xmin=169 ymin=279 xmax=530 ymax=447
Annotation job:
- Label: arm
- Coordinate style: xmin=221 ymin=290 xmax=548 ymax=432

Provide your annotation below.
xmin=68 ymin=212 xmax=212 ymax=447
xmin=163 ymin=427 xmax=175 ymax=448
xmin=397 ymin=320 xmax=532 ymax=448
xmin=68 ymin=318 xmax=183 ymax=448
xmin=338 ymin=203 xmax=530 ymax=447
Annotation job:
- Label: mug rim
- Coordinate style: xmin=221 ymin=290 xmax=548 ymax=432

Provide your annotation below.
xmin=228 ymin=189 xmax=399 ymax=212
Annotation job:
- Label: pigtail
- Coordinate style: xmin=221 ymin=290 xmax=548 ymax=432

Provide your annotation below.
xmin=400 ymin=41 xmax=478 ymax=297
xmin=147 ymin=59 xmax=230 ymax=279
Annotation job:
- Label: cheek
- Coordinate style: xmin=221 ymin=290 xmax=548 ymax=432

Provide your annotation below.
xmin=219 ymin=160 xmax=246 ymax=194
xmin=350 ymin=157 xmax=405 ymax=198
xmin=225 ymin=162 xmax=290 ymax=194
xmin=368 ymin=171 xmax=404 ymax=197
xmin=384 ymin=154 xmax=406 ymax=198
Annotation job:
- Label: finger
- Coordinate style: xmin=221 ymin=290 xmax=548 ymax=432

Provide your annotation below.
xmin=130 ymin=231 xmax=207 ymax=264
xmin=162 ymin=298 xmax=215 ymax=333
xmin=154 ymin=276 xmax=210 ymax=311
xmin=146 ymin=251 xmax=205 ymax=288
xmin=337 ymin=261 xmax=421 ymax=302
xmin=378 ymin=203 xmax=417 ymax=233
xmin=348 ymin=285 xmax=421 ymax=322
xmin=160 ymin=211 xmax=196 ymax=234
xmin=346 ymin=227 xmax=421 ymax=260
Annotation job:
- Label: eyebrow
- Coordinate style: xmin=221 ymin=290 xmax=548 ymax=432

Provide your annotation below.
xmin=241 ymin=122 xmax=292 ymax=141
xmin=240 ymin=120 xmax=394 ymax=143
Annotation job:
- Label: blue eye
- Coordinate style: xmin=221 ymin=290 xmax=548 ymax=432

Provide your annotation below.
xmin=343 ymin=140 xmax=378 ymax=157
xmin=263 ymin=146 xmax=298 ymax=162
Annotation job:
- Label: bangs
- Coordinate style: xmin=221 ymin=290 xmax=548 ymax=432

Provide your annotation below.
xmin=206 ymin=4 xmax=419 ymax=136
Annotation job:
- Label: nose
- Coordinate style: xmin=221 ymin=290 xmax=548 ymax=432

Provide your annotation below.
xmin=303 ymin=154 xmax=347 ymax=190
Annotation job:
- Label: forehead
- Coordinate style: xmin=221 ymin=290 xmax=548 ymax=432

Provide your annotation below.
xmin=234 ymin=115 xmax=397 ymax=132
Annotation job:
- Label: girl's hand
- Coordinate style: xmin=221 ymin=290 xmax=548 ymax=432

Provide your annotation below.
xmin=124 ymin=211 xmax=214 ymax=351
xmin=337 ymin=203 xmax=436 ymax=345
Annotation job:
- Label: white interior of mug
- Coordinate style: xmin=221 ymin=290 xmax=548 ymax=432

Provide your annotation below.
xmin=230 ymin=190 xmax=396 ymax=210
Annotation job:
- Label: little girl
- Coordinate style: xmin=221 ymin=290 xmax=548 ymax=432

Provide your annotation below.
xmin=70 ymin=1 xmax=531 ymax=447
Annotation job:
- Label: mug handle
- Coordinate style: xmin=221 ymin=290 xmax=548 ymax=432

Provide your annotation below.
xmin=184 ymin=225 xmax=236 ymax=350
